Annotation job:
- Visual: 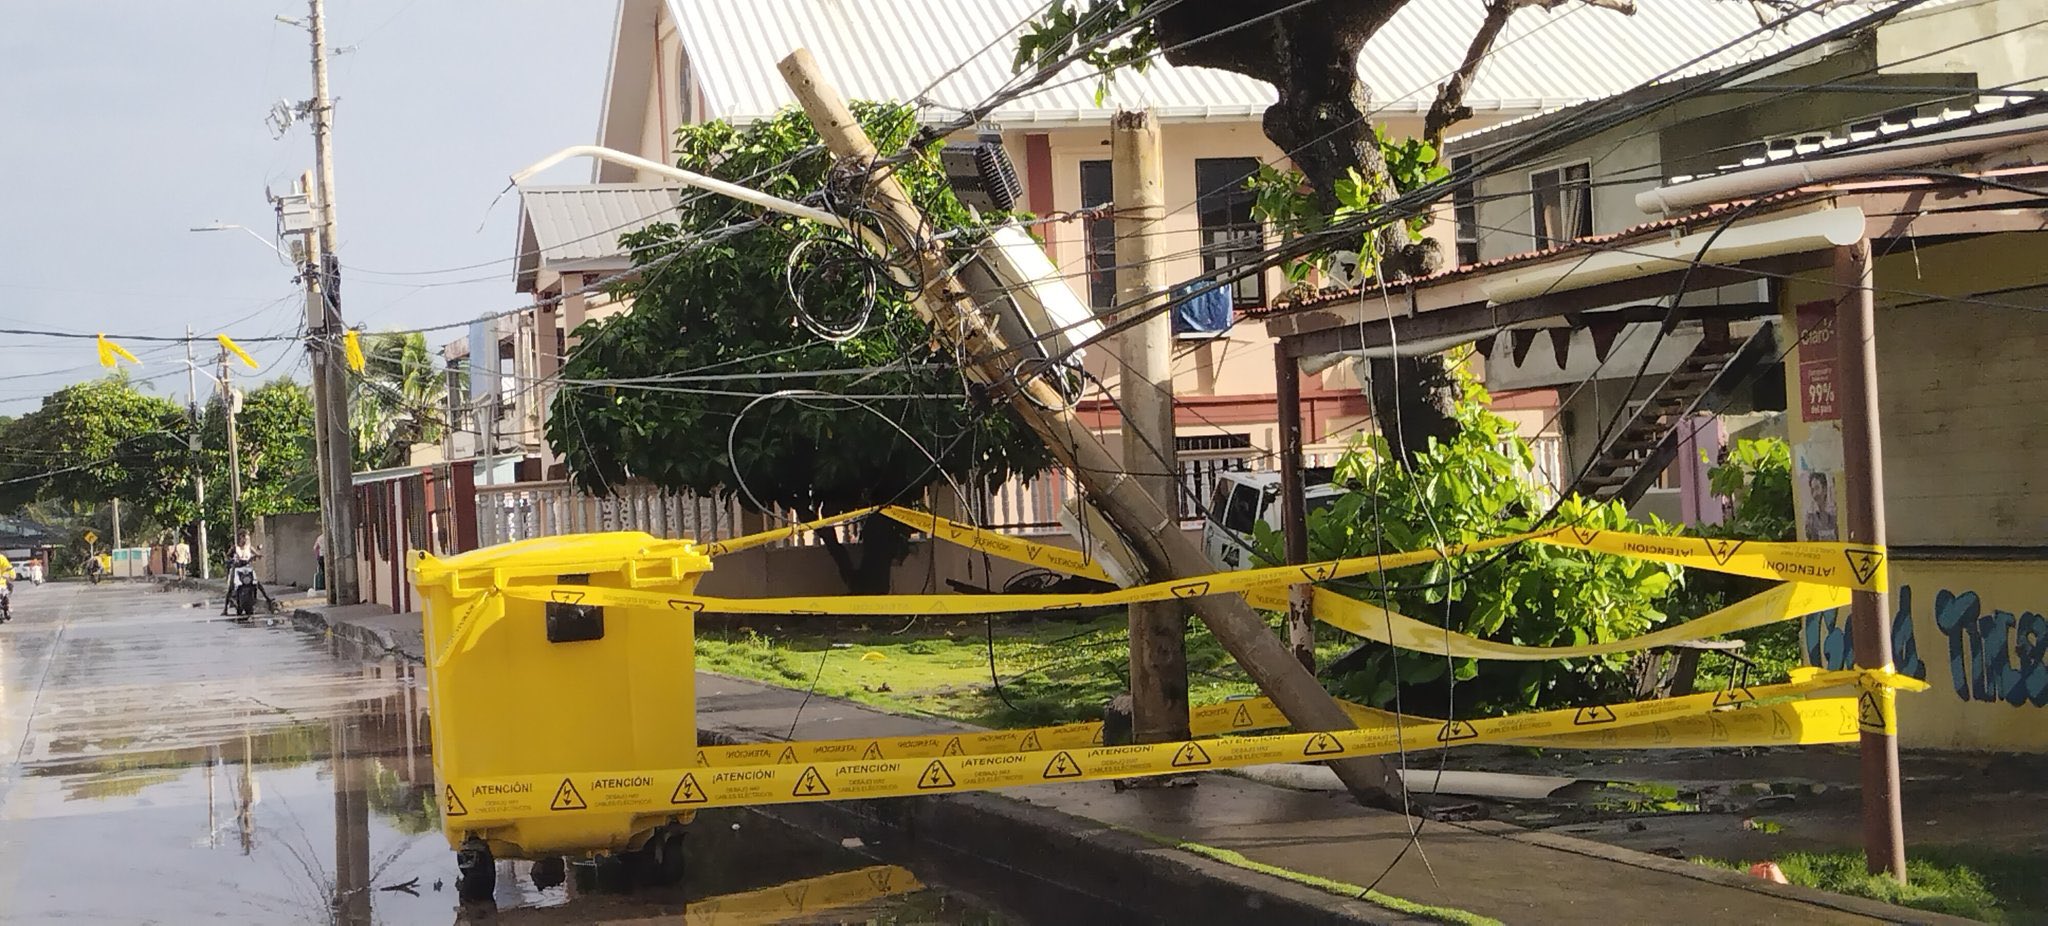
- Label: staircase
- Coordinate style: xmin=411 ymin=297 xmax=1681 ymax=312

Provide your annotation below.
xmin=1571 ymin=323 xmax=1778 ymax=507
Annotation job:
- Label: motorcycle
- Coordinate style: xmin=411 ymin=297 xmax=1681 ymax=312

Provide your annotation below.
xmin=224 ymin=555 xmax=278 ymax=618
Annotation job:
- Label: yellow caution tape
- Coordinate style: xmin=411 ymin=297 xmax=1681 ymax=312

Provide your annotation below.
xmin=444 ymin=669 xmax=1905 ymax=821
xmin=1532 ymin=527 xmax=1886 ymax=591
xmin=703 ymin=507 xmax=881 ymax=557
xmin=217 ymin=334 xmax=259 ymax=369
xmin=96 ymin=334 xmax=140 ymax=369
xmin=1311 ymin=580 xmax=1849 ymax=660
xmin=879 ymin=506 xmax=1114 ymax=582
xmin=684 ymin=865 xmax=920 ymax=926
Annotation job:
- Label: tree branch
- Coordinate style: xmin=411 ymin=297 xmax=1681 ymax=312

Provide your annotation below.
xmin=1423 ymin=0 xmax=1516 ymax=149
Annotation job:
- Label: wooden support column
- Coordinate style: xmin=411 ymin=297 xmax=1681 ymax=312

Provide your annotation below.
xmin=1836 ymin=240 xmax=1907 ymax=881
xmin=1275 ymin=349 xmax=1315 ymax=671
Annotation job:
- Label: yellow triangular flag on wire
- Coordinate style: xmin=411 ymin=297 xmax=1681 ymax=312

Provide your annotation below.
xmin=96 ymin=334 xmax=139 ymax=369
xmin=217 ymin=334 xmax=258 ymax=369
xmin=342 ymin=328 xmax=366 ymax=373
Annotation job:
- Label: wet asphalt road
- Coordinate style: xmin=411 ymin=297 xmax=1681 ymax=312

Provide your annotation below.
xmin=0 ymin=581 xmax=1002 ymax=925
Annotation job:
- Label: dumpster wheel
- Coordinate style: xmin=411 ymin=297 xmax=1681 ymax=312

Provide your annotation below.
xmin=455 ymin=836 xmax=495 ymax=904
xmin=628 ymin=822 xmax=688 ymax=887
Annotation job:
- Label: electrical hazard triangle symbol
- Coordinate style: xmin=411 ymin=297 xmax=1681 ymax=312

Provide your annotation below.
xmin=550 ymin=778 xmax=587 ymax=811
xmin=866 ymin=868 xmax=897 ymax=892
xmin=1714 ymin=687 xmax=1755 ymax=708
xmin=1091 ymin=726 xmax=1105 ymax=745
xmin=862 ymin=741 xmax=885 ymax=760
xmin=1568 ymin=525 xmax=1601 ymax=546
xmin=672 ymin=773 xmax=707 ymax=805
xmin=1231 ymin=704 xmax=1254 ymax=728
xmin=1573 ymin=705 xmax=1618 ymax=726
xmin=1652 ymin=723 xmax=1673 ymax=745
xmin=777 ymin=745 xmax=799 ymax=765
xmin=1838 ymin=702 xmax=1860 ymax=737
xmin=1845 ymin=548 xmax=1885 ymax=586
xmin=1018 ymin=730 xmax=1040 ymax=751
xmin=1170 ymin=580 xmax=1212 ymax=599
xmin=695 ymin=749 xmax=709 ymax=766
xmin=1709 ymin=716 xmax=1730 ymax=743
xmin=1436 ymin=720 xmax=1479 ymax=742
xmin=1043 ymin=751 xmax=1083 ymax=779
xmin=942 ymin=737 xmax=964 ymax=756
xmin=1704 ymin=538 xmax=1745 ymax=566
xmin=1299 ymin=562 xmax=1337 ymax=582
xmin=1771 ymin=712 xmax=1793 ymax=739
xmin=1172 ymin=742 xmax=1213 ymax=768
xmin=1859 ymin=691 xmax=1888 ymax=733
xmin=1025 ymin=544 xmax=1042 ymax=562
xmin=1302 ymin=733 xmax=1345 ymax=756
xmin=443 ymin=786 xmax=468 ymax=817
xmin=918 ymin=760 xmax=957 ymax=790
xmin=780 ymin=885 xmax=810 ymax=910
xmin=792 ymin=766 xmax=832 ymax=797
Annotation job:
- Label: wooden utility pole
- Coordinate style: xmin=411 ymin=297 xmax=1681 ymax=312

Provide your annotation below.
xmin=1836 ymin=240 xmax=1906 ymax=881
xmin=777 ymin=49 xmax=1397 ymax=805
xmin=1112 ymin=110 xmax=1190 ymax=742
xmin=1274 ymin=351 xmax=1315 ymax=670
xmin=220 ymin=347 xmax=244 ymax=536
xmin=304 ymin=0 xmax=360 ymax=605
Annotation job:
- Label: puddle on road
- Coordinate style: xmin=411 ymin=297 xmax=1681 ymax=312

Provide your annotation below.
xmin=1479 ymin=777 xmax=1836 ymax=829
xmin=2 ymin=647 xmax=1010 ymax=924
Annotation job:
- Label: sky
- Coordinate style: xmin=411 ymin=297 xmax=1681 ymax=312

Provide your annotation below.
xmin=0 ymin=1 xmax=614 ymax=412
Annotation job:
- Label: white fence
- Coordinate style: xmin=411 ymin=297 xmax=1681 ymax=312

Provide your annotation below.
xmin=467 ymin=439 xmax=1529 ymax=548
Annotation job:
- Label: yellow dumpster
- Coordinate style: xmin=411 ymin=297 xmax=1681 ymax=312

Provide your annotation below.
xmin=412 ymin=532 xmax=711 ymax=900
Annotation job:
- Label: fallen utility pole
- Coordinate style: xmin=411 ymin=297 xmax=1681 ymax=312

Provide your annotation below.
xmin=1835 ymin=239 xmax=1906 ymax=881
xmin=1112 ymin=110 xmax=1190 ymax=743
xmin=776 ymin=49 xmax=1397 ymax=805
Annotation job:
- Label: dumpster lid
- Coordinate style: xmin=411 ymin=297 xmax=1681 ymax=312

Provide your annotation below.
xmin=414 ymin=531 xmax=712 ymax=593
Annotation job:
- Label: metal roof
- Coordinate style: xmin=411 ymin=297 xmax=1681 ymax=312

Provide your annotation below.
xmin=666 ymin=0 xmax=1876 ymax=126
xmin=515 ymin=185 xmax=685 ymax=292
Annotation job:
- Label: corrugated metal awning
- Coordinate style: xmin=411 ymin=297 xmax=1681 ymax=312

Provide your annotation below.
xmin=515 ymin=185 xmax=685 ymax=293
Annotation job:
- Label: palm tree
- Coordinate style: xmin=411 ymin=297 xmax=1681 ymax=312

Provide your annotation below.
xmin=350 ymin=332 xmax=445 ymax=470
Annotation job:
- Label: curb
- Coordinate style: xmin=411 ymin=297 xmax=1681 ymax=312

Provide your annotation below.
xmin=290 ymin=605 xmax=424 ymax=663
xmin=697 ymin=722 xmax=1439 ymax=926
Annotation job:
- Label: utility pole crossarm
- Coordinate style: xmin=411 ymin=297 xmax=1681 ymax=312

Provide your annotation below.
xmin=775 ymin=48 xmax=1397 ymax=806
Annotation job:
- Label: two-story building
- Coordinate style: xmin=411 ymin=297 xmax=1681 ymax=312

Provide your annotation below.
xmin=453 ymin=0 xmax=1877 ymax=561
xmin=1440 ymin=0 xmax=2048 ymax=520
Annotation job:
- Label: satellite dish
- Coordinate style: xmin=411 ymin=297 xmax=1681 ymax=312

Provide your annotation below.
xmin=266 ymin=99 xmax=297 ymax=139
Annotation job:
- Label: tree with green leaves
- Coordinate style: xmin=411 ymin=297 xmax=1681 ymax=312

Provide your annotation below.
xmin=0 ymin=375 xmax=192 ymax=532
xmin=202 ymin=379 xmax=320 ymax=522
xmin=351 ymin=331 xmax=446 ymax=470
xmin=1255 ymin=366 xmax=1682 ymax=715
xmin=549 ymin=104 xmax=1055 ymax=593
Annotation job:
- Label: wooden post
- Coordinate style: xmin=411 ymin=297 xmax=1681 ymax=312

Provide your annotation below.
xmin=1113 ymin=110 xmax=1190 ymax=742
xmin=1274 ymin=349 xmax=1315 ymax=671
xmin=777 ymin=49 xmax=1397 ymax=805
xmin=1836 ymin=240 xmax=1907 ymax=881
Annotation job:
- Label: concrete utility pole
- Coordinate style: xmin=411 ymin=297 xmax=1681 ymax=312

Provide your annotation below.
xmin=303 ymin=0 xmax=360 ymax=605
xmin=777 ymin=49 xmax=1398 ymax=805
xmin=220 ymin=347 xmax=244 ymax=536
xmin=1836 ymin=240 xmax=1906 ymax=881
xmin=1112 ymin=111 xmax=1190 ymax=743
xmin=111 ymin=498 xmax=122 ymax=551
xmin=186 ymin=328 xmax=211 ymax=579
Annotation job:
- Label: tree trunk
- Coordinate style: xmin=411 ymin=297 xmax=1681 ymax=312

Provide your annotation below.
xmin=1160 ymin=0 xmax=1459 ymax=466
xmin=816 ymin=515 xmax=910 ymax=595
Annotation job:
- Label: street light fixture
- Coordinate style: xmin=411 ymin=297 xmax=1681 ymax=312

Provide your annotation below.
xmin=190 ymin=222 xmax=291 ymax=262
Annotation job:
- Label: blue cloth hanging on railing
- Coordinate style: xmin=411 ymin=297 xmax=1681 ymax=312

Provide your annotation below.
xmin=1171 ymin=279 xmax=1232 ymax=335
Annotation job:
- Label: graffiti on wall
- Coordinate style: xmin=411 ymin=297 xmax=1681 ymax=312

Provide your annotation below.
xmin=1805 ymin=584 xmax=2048 ymax=707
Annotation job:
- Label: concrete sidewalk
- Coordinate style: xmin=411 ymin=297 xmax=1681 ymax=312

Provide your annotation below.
xmin=291 ymin=603 xmax=1957 ymax=924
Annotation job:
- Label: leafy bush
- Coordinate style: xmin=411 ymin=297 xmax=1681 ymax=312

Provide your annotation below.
xmin=1256 ymin=370 xmax=1681 ymax=716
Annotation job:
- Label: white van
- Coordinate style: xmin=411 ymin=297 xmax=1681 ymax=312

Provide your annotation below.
xmin=1201 ymin=470 xmax=1343 ymax=571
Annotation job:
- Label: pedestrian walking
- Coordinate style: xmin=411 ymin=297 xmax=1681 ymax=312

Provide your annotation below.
xmin=173 ymin=537 xmax=192 ymax=579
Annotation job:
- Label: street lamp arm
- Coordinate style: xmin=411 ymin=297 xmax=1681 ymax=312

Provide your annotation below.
xmin=509 ymin=145 xmax=848 ymax=230
xmin=190 ymin=223 xmax=289 ymax=260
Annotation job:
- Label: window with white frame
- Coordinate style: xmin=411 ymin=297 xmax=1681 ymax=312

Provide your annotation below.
xmin=1529 ymin=162 xmax=1592 ymax=249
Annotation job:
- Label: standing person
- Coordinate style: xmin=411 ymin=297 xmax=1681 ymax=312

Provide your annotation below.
xmin=173 ymin=536 xmax=192 ymax=579
xmin=313 ymin=530 xmax=325 ymax=592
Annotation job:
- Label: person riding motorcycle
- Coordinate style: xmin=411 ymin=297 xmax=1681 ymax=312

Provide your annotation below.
xmin=224 ymin=530 xmax=268 ymax=617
